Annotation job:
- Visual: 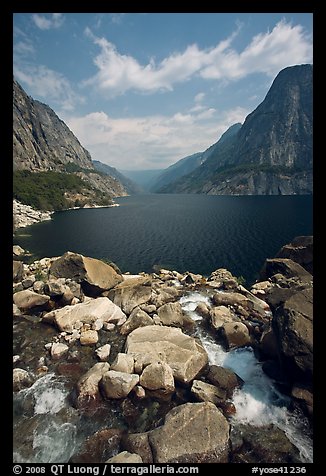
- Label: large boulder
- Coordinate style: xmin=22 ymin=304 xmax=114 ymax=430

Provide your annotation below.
xmin=275 ymin=236 xmax=313 ymax=274
xmin=209 ymin=306 xmax=234 ymax=330
xmin=260 ymin=258 xmax=312 ymax=283
xmin=107 ymin=277 xmax=152 ymax=314
xmin=70 ymin=428 xmax=123 ymax=463
xmin=140 ymin=362 xmax=175 ymax=398
xmin=13 ymin=290 xmax=50 ymax=311
xmin=207 ymin=365 xmax=244 ymax=398
xmin=50 ymin=252 xmax=122 ymax=296
xmin=157 ymin=302 xmax=185 ymax=327
xmin=148 ymin=402 xmax=229 ymax=463
xmin=13 ymin=368 xmax=33 ymax=392
xmin=76 ymin=362 xmax=110 ymax=408
xmin=212 ymin=291 xmax=249 ymax=308
xmin=13 ymin=260 xmax=24 ymax=283
xmin=222 ymin=322 xmax=251 ymax=349
xmin=272 ymin=286 xmax=313 ymax=384
xmin=120 ymin=307 xmax=153 ymax=335
xmin=191 ymin=380 xmax=227 ymax=405
xmin=101 ymin=371 xmax=139 ymax=399
xmin=121 ymin=433 xmax=153 ymax=463
xmin=126 ymin=326 xmax=208 ymax=384
xmin=42 ymin=297 xmax=126 ymax=332
xmin=110 ymin=353 xmax=135 ymax=374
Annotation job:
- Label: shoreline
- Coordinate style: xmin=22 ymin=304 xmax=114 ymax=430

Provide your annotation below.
xmin=13 ymin=199 xmax=120 ymax=232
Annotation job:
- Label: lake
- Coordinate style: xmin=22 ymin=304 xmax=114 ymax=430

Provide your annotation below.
xmin=14 ymin=194 xmax=313 ymax=285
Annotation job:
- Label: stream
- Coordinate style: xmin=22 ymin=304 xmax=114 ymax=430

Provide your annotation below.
xmin=13 ymin=291 xmax=313 ymax=463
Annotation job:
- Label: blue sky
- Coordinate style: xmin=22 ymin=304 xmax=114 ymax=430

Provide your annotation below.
xmin=13 ymin=13 xmax=313 ymax=171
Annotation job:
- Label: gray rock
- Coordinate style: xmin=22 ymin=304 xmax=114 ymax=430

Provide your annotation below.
xmin=80 ymin=330 xmax=98 ymax=345
xmin=120 ymin=307 xmax=153 ymax=335
xmin=13 ymin=261 xmax=24 ymax=283
xmin=101 ymin=371 xmax=139 ymax=399
xmin=111 ymin=353 xmax=135 ymax=374
xmin=126 ymin=325 xmax=208 ymax=384
xmin=140 ymin=362 xmax=175 ymax=398
xmin=121 ymin=433 xmax=153 ymax=463
xmin=191 ymin=380 xmax=227 ymax=405
xmin=13 ymin=290 xmax=50 ymax=311
xmin=275 ymin=236 xmax=313 ymax=274
xmin=43 ymin=297 xmax=126 ymax=332
xmin=213 ymin=291 xmax=249 ymax=307
xmin=148 ymin=402 xmax=229 ymax=463
xmin=222 ymin=322 xmax=251 ymax=349
xmin=207 ymin=365 xmax=243 ymax=398
xmin=260 ymin=258 xmax=312 ymax=283
xmin=107 ymin=277 xmax=152 ymax=314
xmin=157 ymin=301 xmax=185 ymax=327
xmin=76 ymin=362 xmax=110 ymax=408
xmin=50 ymin=343 xmax=69 ymax=360
xmin=50 ymin=252 xmax=123 ymax=296
xmin=210 ymin=305 xmax=234 ymax=330
xmin=13 ymin=368 xmax=33 ymax=392
xmin=95 ymin=344 xmax=111 ymax=361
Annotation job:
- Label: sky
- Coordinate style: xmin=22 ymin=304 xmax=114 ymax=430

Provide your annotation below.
xmin=13 ymin=13 xmax=313 ymax=171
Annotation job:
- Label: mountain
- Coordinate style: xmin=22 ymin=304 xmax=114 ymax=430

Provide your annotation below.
xmin=93 ymin=160 xmax=142 ymax=195
xmin=119 ymin=169 xmax=164 ymax=191
xmin=13 ymin=79 xmax=127 ymax=210
xmin=150 ymin=152 xmax=203 ymax=192
xmin=160 ymin=64 xmax=313 ymax=195
xmin=153 ymin=123 xmax=242 ymax=193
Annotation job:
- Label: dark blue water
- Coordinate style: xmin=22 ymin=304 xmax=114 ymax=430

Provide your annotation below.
xmin=14 ymin=194 xmax=313 ymax=285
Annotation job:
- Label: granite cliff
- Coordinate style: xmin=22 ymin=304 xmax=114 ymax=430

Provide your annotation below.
xmin=159 ymin=65 xmax=313 ymax=195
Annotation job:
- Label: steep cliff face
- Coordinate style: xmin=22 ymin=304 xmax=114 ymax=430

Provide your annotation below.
xmin=13 ymin=79 xmax=93 ymax=172
xmin=161 ymin=65 xmax=313 ymax=195
xmin=13 ymin=79 xmax=127 ymax=209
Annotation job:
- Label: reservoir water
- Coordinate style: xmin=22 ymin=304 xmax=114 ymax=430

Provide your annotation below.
xmin=14 ymin=194 xmax=313 ymax=285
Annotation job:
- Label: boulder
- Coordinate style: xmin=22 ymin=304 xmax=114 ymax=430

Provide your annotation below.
xmin=157 ymin=302 xmax=185 ymax=327
xmin=95 ymin=344 xmax=111 ymax=362
xmin=50 ymin=252 xmax=122 ymax=296
xmin=70 ymin=428 xmax=123 ymax=463
xmin=50 ymin=343 xmax=69 ymax=360
xmin=140 ymin=362 xmax=175 ymax=398
xmin=13 ymin=245 xmax=26 ymax=257
xmin=195 ymin=302 xmax=210 ymax=319
xmin=107 ymin=277 xmax=152 ymax=314
xmin=110 ymin=353 xmax=135 ymax=374
xmin=260 ymin=258 xmax=312 ymax=283
xmin=126 ymin=326 xmax=208 ymax=384
xmin=222 ymin=322 xmax=251 ymax=349
xmin=259 ymin=328 xmax=279 ymax=359
xmin=151 ymin=284 xmax=182 ymax=308
xmin=44 ymin=279 xmax=66 ymax=298
xmin=80 ymin=330 xmax=98 ymax=345
xmin=22 ymin=276 xmax=36 ymax=289
xmin=275 ymin=236 xmax=313 ymax=274
xmin=121 ymin=433 xmax=153 ymax=463
xmin=101 ymin=370 xmax=139 ymax=399
xmin=148 ymin=402 xmax=229 ymax=463
xmin=191 ymin=380 xmax=227 ymax=405
xmin=13 ymin=260 xmax=24 ymax=283
xmin=120 ymin=307 xmax=153 ymax=335
xmin=291 ymin=385 xmax=313 ymax=418
xmin=272 ymin=286 xmax=313 ymax=383
xmin=206 ymin=365 xmax=244 ymax=398
xmin=212 ymin=291 xmax=249 ymax=308
xmin=106 ymin=452 xmax=143 ymax=463
xmin=210 ymin=306 xmax=234 ymax=330
xmin=13 ymin=368 xmax=33 ymax=392
xmin=76 ymin=362 xmax=110 ymax=408
xmin=42 ymin=297 xmax=126 ymax=332
xmin=231 ymin=424 xmax=301 ymax=463
xmin=13 ymin=290 xmax=50 ymax=311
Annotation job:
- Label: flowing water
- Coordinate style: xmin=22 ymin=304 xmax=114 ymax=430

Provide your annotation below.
xmin=13 ymin=290 xmax=313 ymax=463
xmin=180 ymin=291 xmax=313 ymax=463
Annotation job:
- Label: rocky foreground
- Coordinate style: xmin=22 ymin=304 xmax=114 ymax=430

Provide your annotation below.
xmin=13 ymin=237 xmax=313 ymax=463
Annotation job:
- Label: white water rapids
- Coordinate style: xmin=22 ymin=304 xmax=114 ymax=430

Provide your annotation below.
xmin=180 ymin=292 xmax=313 ymax=463
xmin=13 ymin=292 xmax=313 ymax=463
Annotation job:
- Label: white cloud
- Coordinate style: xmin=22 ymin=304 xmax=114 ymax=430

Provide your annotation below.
xmin=64 ymin=106 xmax=248 ymax=170
xmin=14 ymin=64 xmax=84 ymax=111
xmin=194 ymin=92 xmax=205 ymax=103
xmin=83 ymin=20 xmax=312 ymax=97
xmin=32 ymin=13 xmax=64 ymax=30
